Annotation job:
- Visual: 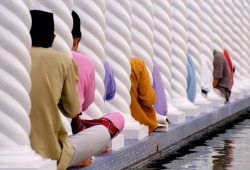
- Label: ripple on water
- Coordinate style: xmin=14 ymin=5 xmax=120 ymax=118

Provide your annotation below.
xmin=144 ymin=114 xmax=250 ymax=170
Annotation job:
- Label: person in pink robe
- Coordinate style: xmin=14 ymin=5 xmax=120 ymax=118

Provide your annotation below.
xmin=61 ymin=11 xmax=125 ymax=167
xmin=72 ymin=50 xmax=95 ymax=112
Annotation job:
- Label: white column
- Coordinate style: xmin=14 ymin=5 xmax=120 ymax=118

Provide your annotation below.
xmin=223 ymin=0 xmax=243 ymax=100
xmin=0 ymin=0 xmax=56 ymax=169
xmin=238 ymin=1 xmax=250 ymax=94
xmin=171 ymin=0 xmax=200 ymax=117
xmin=74 ymin=0 xmax=105 ymax=119
xmin=209 ymin=0 xmax=228 ymax=104
xmin=105 ymin=0 xmax=148 ymax=140
xmin=231 ymin=0 xmax=249 ymax=96
xmin=212 ymin=0 xmax=224 ymax=52
xmin=198 ymin=0 xmax=224 ymax=107
xmin=153 ymin=0 xmax=185 ymax=124
xmin=187 ymin=0 xmax=212 ymax=112
xmin=245 ymin=1 xmax=250 ymax=76
xmin=131 ymin=0 xmax=154 ymax=79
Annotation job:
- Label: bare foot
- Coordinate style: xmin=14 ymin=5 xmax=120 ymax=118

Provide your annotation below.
xmin=102 ymin=146 xmax=110 ymax=153
xmin=71 ymin=157 xmax=93 ymax=167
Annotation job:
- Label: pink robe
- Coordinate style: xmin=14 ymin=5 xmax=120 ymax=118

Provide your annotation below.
xmin=72 ymin=51 xmax=95 ymax=112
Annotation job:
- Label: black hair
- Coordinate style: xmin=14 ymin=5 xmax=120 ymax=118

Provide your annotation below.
xmin=71 ymin=11 xmax=82 ymax=39
xmin=30 ymin=10 xmax=54 ymax=48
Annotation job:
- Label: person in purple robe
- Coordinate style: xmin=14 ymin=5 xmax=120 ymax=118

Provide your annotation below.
xmin=103 ymin=61 xmax=116 ymax=101
xmin=152 ymin=60 xmax=168 ymax=116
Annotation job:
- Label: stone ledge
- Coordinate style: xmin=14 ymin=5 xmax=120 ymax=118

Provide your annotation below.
xmin=68 ymin=96 xmax=250 ymax=170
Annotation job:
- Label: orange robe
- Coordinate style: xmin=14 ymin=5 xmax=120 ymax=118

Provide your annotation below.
xmin=130 ymin=58 xmax=158 ymax=133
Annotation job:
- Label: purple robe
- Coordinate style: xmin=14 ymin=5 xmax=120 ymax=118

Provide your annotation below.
xmin=152 ymin=60 xmax=168 ymax=116
xmin=104 ymin=61 xmax=116 ymax=101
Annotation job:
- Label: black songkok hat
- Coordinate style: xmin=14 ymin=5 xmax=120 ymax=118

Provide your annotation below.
xmin=30 ymin=10 xmax=54 ymax=47
xmin=71 ymin=11 xmax=81 ymax=38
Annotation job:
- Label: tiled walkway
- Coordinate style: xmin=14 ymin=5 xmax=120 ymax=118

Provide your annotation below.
xmin=69 ymin=96 xmax=250 ymax=170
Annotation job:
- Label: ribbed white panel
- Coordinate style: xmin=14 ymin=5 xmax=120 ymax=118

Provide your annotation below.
xmin=231 ymin=0 xmax=243 ymax=83
xmin=74 ymin=0 xmax=105 ymax=118
xmin=31 ymin=0 xmax=73 ymax=56
xmin=187 ymin=0 xmax=212 ymax=111
xmin=131 ymin=0 xmax=154 ymax=76
xmin=0 ymin=1 xmax=55 ymax=168
xmin=223 ymin=0 xmax=243 ymax=100
xmin=212 ymin=0 xmax=224 ymax=51
xmin=104 ymin=0 xmax=133 ymax=119
xmin=198 ymin=0 xmax=214 ymax=86
xmin=153 ymin=0 xmax=172 ymax=102
xmin=198 ymin=0 xmax=224 ymax=106
xmin=244 ymin=1 xmax=250 ymax=75
xmin=171 ymin=0 xmax=188 ymax=99
xmin=153 ymin=0 xmax=186 ymax=121
xmin=229 ymin=0 xmax=250 ymax=96
xmin=0 ymin=0 xmax=31 ymax=148
xmin=171 ymin=0 xmax=200 ymax=116
xmin=238 ymin=1 xmax=250 ymax=83
xmin=223 ymin=0 xmax=234 ymax=57
xmin=187 ymin=0 xmax=202 ymax=95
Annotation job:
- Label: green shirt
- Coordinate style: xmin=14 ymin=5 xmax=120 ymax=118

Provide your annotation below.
xmin=29 ymin=47 xmax=80 ymax=170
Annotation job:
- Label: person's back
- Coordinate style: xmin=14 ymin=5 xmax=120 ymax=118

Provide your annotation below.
xmin=213 ymin=50 xmax=232 ymax=102
xmin=130 ymin=57 xmax=158 ymax=133
xmin=30 ymin=47 xmax=80 ymax=160
xmin=72 ymin=50 xmax=95 ymax=111
xmin=29 ymin=10 xmax=80 ymax=169
xmin=186 ymin=54 xmax=196 ymax=102
xmin=104 ymin=61 xmax=116 ymax=101
xmin=152 ymin=60 xmax=168 ymax=116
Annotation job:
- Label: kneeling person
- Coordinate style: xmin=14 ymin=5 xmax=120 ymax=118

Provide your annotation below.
xmin=29 ymin=10 xmax=115 ymax=169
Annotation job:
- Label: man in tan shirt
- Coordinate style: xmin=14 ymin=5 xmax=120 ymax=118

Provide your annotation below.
xmin=29 ymin=10 xmax=110 ymax=169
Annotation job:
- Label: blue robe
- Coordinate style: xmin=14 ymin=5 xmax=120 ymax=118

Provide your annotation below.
xmin=187 ymin=54 xmax=196 ymax=102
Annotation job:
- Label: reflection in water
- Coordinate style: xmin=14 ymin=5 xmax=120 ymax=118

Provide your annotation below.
xmin=212 ymin=140 xmax=234 ymax=170
xmin=144 ymin=113 xmax=250 ymax=170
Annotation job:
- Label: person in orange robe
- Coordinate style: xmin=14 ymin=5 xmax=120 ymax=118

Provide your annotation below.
xmin=129 ymin=57 xmax=158 ymax=133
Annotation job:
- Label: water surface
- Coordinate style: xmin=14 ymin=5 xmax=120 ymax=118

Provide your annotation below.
xmin=144 ymin=114 xmax=250 ymax=170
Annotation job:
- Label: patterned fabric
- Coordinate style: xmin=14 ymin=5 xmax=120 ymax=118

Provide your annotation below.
xmin=71 ymin=114 xmax=119 ymax=139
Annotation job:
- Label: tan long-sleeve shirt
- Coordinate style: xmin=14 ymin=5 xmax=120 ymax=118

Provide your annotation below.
xmin=29 ymin=47 xmax=80 ymax=170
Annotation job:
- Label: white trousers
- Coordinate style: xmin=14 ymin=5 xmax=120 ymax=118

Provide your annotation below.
xmin=68 ymin=125 xmax=110 ymax=166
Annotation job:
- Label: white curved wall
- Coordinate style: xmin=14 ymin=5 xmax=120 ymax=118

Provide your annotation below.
xmin=153 ymin=0 xmax=172 ymax=102
xmin=74 ymin=1 xmax=106 ymax=118
xmin=212 ymin=0 xmax=224 ymax=52
xmin=131 ymin=0 xmax=154 ymax=77
xmin=0 ymin=0 xmax=55 ymax=168
xmin=187 ymin=0 xmax=212 ymax=111
xmin=104 ymin=0 xmax=132 ymax=117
